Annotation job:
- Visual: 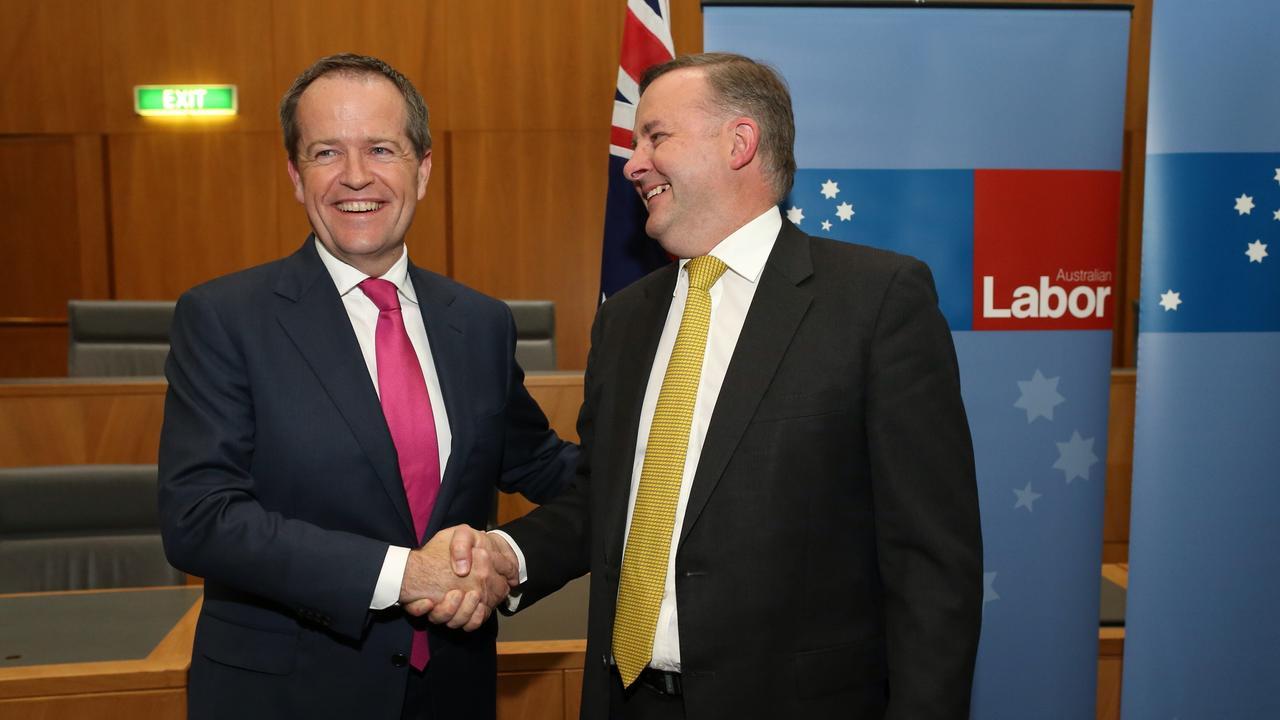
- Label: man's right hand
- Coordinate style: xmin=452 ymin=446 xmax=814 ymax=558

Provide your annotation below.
xmin=398 ymin=525 xmax=517 ymax=631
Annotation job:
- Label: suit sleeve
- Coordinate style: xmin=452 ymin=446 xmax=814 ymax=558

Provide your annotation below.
xmin=493 ymin=308 xmax=579 ymax=505
xmin=493 ymin=304 xmax=605 ymax=605
xmin=866 ymin=259 xmax=983 ymax=720
xmin=158 ymin=288 xmax=387 ymax=640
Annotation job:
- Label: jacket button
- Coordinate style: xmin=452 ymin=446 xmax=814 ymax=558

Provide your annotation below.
xmin=391 ymin=653 xmax=409 ymax=667
xmin=601 ymin=654 xmax=610 ymax=668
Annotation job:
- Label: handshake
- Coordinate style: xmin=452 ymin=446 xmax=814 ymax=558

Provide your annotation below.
xmin=397 ymin=525 xmax=518 ymax=631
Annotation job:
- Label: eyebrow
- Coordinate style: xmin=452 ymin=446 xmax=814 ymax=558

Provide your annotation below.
xmin=303 ymin=137 xmax=405 ymax=153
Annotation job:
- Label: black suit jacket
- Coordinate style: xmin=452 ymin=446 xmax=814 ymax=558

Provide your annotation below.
xmin=158 ymin=238 xmax=576 ymax=720
xmin=503 ymin=222 xmax=982 ymax=719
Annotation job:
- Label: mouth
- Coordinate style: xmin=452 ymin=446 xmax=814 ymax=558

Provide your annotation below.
xmin=334 ymin=200 xmax=385 ymax=213
xmin=642 ymin=184 xmax=670 ymax=205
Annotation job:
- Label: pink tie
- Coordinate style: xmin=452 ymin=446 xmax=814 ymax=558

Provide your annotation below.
xmin=358 ymin=277 xmax=440 ymax=671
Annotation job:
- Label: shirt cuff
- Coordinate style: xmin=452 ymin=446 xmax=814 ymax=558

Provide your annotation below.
xmin=370 ymin=545 xmax=411 ymax=610
xmin=487 ymin=529 xmax=526 ymax=612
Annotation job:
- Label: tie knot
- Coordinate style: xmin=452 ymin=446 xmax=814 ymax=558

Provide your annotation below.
xmin=358 ymin=277 xmax=401 ymax=312
xmin=685 ymin=255 xmax=728 ymax=291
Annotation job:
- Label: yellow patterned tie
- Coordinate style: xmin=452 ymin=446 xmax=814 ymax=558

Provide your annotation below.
xmin=612 ymin=255 xmax=729 ymax=687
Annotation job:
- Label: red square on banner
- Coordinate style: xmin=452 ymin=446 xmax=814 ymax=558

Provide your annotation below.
xmin=973 ymin=170 xmax=1120 ymax=331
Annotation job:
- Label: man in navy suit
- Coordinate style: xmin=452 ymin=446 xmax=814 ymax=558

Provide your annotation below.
xmin=158 ymin=54 xmax=576 ymax=720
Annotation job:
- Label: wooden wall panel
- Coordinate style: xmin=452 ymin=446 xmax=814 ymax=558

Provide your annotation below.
xmin=451 ymin=130 xmax=607 ymax=370
xmin=109 ymin=132 xmax=283 ymax=299
xmin=445 ymin=1 xmax=622 ymax=132
xmin=670 ymin=0 xmax=705 ymax=55
xmin=0 ymin=0 xmax=104 ymax=134
xmin=1103 ymin=369 xmax=1135 ymax=563
xmin=0 ymin=327 xmax=67 ymax=379
xmin=0 ymin=137 xmax=84 ymax=318
xmin=270 ymin=0 xmax=449 ymax=129
xmin=99 ymin=0 xmax=277 ymax=134
xmin=72 ymin=135 xmax=112 ymax=301
xmin=497 ymin=671 xmax=564 ymax=720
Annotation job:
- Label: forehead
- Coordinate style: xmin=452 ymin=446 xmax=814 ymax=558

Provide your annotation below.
xmin=636 ymin=68 xmax=713 ymax=122
xmin=295 ymin=73 xmax=407 ymax=137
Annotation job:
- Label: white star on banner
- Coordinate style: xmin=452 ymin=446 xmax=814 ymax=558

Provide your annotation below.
xmin=1274 ymin=168 xmax=1280 ymax=185
xmin=786 ymin=206 xmax=805 ymax=225
xmin=1014 ymin=369 xmax=1066 ymax=423
xmin=821 ymin=220 xmax=832 ymax=232
xmin=1159 ymin=289 xmax=1182 ymax=312
xmin=1013 ymin=482 xmax=1042 ymax=512
xmin=984 ymin=572 xmax=999 ymax=604
xmin=1246 ymin=240 xmax=1268 ymax=263
xmin=1234 ymin=193 xmax=1255 ymax=215
xmin=1273 ymin=209 xmax=1280 ymax=221
xmin=1053 ymin=431 xmax=1099 ymax=484
xmin=820 ymin=179 xmax=840 ymax=199
xmin=835 ymin=201 xmax=855 ymax=222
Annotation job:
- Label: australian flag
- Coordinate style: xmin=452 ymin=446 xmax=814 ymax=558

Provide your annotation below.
xmin=599 ymin=0 xmax=674 ymax=302
xmin=1123 ymin=1 xmax=1280 ymax=717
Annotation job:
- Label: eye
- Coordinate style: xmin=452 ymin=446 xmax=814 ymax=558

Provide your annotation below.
xmin=370 ymin=146 xmax=394 ymax=156
xmin=313 ymin=148 xmax=338 ymax=160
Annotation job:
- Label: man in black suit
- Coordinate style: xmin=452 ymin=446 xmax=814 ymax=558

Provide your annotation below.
xmin=440 ymin=53 xmax=982 ymax=718
xmin=158 ymin=54 xmax=576 ymax=720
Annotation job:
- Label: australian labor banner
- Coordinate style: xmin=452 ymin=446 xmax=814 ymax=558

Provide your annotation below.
xmin=1122 ymin=1 xmax=1280 ymax=718
xmin=705 ymin=4 xmax=1130 ymax=717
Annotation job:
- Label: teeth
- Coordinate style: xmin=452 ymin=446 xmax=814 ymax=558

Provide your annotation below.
xmin=336 ymin=201 xmax=381 ymax=212
xmin=644 ymin=185 xmax=670 ymax=201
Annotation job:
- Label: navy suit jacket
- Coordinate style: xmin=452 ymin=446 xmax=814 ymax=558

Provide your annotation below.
xmin=503 ymin=222 xmax=982 ymax=719
xmin=159 ymin=238 xmax=576 ymax=720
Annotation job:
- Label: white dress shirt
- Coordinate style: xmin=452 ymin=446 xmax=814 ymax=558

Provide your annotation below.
xmin=624 ymin=206 xmax=780 ymax=670
xmin=315 ymin=240 xmax=453 ymax=610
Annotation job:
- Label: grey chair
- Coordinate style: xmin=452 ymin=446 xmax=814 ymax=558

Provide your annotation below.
xmin=0 ymin=465 xmax=184 ymax=593
xmin=506 ymin=300 xmax=557 ymax=371
xmin=67 ymin=300 xmax=175 ymax=377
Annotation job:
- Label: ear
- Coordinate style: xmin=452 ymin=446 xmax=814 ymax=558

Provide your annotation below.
xmin=727 ymin=117 xmax=761 ymax=171
xmin=416 ymin=150 xmax=433 ymax=200
xmin=286 ymin=160 xmax=305 ymax=204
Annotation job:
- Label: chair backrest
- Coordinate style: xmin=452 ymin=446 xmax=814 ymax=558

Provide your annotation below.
xmin=0 ymin=465 xmax=184 ymax=593
xmin=67 ymin=300 xmax=175 ymax=377
xmin=64 ymin=298 xmax=554 ymax=375
xmin=505 ymin=300 xmax=556 ymax=371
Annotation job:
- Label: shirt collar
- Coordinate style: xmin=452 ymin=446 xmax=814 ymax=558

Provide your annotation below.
xmin=315 ymin=238 xmax=419 ymax=306
xmin=677 ymin=206 xmax=781 ymax=287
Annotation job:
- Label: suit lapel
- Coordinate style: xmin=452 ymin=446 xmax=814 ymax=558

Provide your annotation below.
xmin=273 ymin=238 xmax=417 ymax=540
xmin=407 ymin=266 xmax=468 ymax=541
xmin=679 ymin=223 xmax=814 ymax=545
xmin=602 ymin=265 xmax=678 ymax=566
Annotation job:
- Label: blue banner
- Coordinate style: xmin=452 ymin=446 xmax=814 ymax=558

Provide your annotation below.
xmin=1123 ymin=1 xmax=1280 ymax=717
xmin=707 ymin=5 xmax=1130 ymax=718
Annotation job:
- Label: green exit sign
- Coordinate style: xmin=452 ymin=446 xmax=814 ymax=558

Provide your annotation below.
xmin=134 ymin=85 xmax=237 ymax=116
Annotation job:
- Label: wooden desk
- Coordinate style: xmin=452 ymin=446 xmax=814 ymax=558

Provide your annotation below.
xmin=0 ymin=583 xmax=587 ymax=720
xmin=0 ymin=373 xmax=583 ymax=461
xmin=0 ymin=586 xmax=201 ymax=720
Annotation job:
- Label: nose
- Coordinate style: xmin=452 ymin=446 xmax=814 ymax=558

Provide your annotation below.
xmin=622 ymin=146 xmax=649 ymax=184
xmin=339 ymin=152 xmax=373 ymax=189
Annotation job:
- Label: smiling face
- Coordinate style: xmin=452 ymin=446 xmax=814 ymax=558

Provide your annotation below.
xmin=622 ymin=68 xmax=739 ymax=259
xmin=286 ymin=73 xmax=430 ymax=276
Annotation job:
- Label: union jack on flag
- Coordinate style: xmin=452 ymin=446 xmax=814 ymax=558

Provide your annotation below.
xmin=599 ymin=0 xmax=675 ymax=301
